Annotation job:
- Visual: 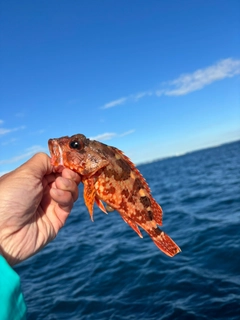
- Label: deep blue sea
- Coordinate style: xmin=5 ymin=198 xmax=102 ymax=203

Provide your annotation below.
xmin=15 ymin=141 xmax=240 ymax=320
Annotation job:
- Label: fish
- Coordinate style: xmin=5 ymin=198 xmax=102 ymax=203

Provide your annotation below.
xmin=48 ymin=134 xmax=181 ymax=257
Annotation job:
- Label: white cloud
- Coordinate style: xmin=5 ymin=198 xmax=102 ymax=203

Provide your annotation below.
xmin=0 ymin=125 xmax=25 ymax=136
xmin=119 ymin=129 xmax=135 ymax=137
xmin=0 ymin=128 xmax=12 ymax=135
xmin=90 ymin=129 xmax=135 ymax=141
xmin=0 ymin=120 xmax=4 ymax=125
xmin=0 ymin=145 xmax=46 ymax=165
xmin=155 ymin=89 xmax=165 ymax=97
xmin=101 ymin=58 xmax=240 ymax=108
xmin=102 ymin=97 xmax=128 ymax=109
xmin=1 ymin=138 xmax=18 ymax=146
xmin=101 ymin=91 xmax=153 ymax=109
xmin=90 ymin=132 xmax=117 ymax=141
xmin=132 ymin=91 xmax=153 ymax=101
xmin=165 ymin=58 xmax=240 ymax=96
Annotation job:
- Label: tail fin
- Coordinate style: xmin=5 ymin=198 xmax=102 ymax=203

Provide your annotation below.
xmin=149 ymin=227 xmax=181 ymax=257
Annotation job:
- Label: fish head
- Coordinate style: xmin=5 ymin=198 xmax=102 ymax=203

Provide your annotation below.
xmin=48 ymin=134 xmax=109 ymax=176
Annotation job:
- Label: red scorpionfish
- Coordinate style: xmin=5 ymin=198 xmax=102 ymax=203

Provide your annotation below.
xmin=48 ymin=134 xmax=181 ymax=257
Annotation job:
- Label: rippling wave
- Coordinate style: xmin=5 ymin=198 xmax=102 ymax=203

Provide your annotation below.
xmin=15 ymin=141 xmax=240 ymax=319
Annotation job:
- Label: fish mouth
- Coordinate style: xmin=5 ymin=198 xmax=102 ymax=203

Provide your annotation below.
xmin=48 ymin=139 xmax=64 ymax=171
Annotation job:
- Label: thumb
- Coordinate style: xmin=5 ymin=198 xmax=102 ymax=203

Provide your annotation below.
xmin=21 ymin=153 xmax=53 ymax=179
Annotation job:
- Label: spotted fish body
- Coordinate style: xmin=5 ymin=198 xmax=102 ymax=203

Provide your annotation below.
xmin=48 ymin=134 xmax=181 ymax=257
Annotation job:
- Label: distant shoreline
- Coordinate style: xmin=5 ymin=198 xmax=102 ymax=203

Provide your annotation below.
xmin=137 ymin=139 xmax=240 ymax=166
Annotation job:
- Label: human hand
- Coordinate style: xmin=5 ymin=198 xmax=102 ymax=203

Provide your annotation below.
xmin=0 ymin=153 xmax=81 ymax=266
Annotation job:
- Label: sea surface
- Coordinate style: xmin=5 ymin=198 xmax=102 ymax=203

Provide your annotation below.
xmin=15 ymin=141 xmax=240 ymax=320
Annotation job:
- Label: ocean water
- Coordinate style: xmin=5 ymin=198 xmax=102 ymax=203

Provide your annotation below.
xmin=15 ymin=141 xmax=240 ymax=320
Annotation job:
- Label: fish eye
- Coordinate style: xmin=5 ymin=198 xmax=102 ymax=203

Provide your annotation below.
xmin=69 ymin=140 xmax=81 ymax=150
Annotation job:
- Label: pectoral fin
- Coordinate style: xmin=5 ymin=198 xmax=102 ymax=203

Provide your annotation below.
xmin=95 ymin=197 xmax=108 ymax=214
xmin=83 ymin=178 xmax=96 ymax=221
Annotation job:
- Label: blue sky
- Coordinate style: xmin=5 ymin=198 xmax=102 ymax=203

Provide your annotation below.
xmin=0 ymin=0 xmax=240 ymax=174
